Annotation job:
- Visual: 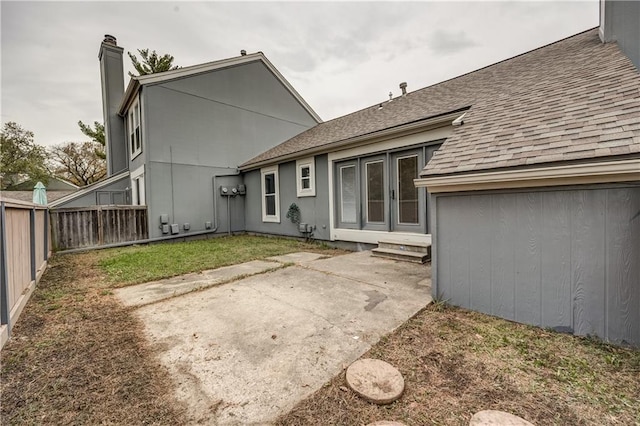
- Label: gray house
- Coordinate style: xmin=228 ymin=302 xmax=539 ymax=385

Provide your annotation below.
xmin=54 ymin=0 xmax=638 ymax=345
xmin=52 ymin=36 xmax=321 ymax=239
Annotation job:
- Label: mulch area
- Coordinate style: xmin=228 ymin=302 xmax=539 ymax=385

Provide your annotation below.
xmin=0 ymin=253 xmax=187 ymax=425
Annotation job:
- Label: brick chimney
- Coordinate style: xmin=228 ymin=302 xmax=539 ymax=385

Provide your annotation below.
xmin=99 ymin=34 xmax=127 ymax=176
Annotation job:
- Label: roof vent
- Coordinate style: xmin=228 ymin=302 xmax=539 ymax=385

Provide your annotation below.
xmin=400 ymin=82 xmax=407 ymax=96
xmin=388 ymin=92 xmax=393 ymax=102
xmin=103 ymin=34 xmax=117 ymax=46
xmin=240 ymin=50 xmax=247 ymax=56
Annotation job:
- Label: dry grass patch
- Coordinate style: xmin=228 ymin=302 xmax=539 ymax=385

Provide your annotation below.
xmin=277 ymin=303 xmax=640 ymax=426
xmin=0 ymin=252 xmax=188 ymax=425
xmin=1 ymin=236 xmax=345 ymax=425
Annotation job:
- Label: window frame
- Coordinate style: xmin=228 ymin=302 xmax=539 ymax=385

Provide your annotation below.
xmin=296 ymin=157 xmax=316 ymax=197
xmin=261 ymin=165 xmax=280 ymax=223
xmin=128 ymin=98 xmax=142 ymax=159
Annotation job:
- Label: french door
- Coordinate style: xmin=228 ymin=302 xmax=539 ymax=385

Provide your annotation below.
xmin=390 ymin=150 xmax=425 ymax=233
xmin=335 ymin=147 xmax=432 ymax=233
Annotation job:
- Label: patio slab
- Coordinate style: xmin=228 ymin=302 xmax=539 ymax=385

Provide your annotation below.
xmin=133 ymin=251 xmax=432 ymax=425
xmin=266 ymin=251 xmax=327 ymax=264
xmin=115 ymin=260 xmax=280 ymax=307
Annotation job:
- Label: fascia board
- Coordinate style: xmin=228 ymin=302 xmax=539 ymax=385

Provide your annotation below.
xmin=414 ymin=158 xmax=640 ymax=192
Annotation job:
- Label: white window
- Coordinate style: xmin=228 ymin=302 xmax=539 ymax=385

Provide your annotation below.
xmin=296 ymin=157 xmax=316 ymax=197
xmin=261 ymin=165 xmax=279 ymax=222
xmin=130 ymin=165 xmax=145 ymax=205
xmin=128 ymin=98 xmax=142 ymax=159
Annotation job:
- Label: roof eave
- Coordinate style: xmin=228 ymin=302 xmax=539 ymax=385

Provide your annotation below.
xmin=115 ymin=52 xmax=322 ymax=122
xmin=239 ymin=108 xmax=467 ymax=171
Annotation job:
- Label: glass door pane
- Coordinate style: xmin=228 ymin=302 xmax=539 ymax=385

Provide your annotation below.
xmin=340 ymin=165 xmax=357 ymax=223
xmin=397 ymin=155 xmax=419 ymax=224
xmin=365 ymin=161 xmax=385 ymax=223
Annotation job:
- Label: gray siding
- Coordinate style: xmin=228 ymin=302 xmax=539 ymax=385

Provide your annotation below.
xmin=139 ymin=60 xmax=318 ymax=238
xmin=433 ymin=184 xmax=640 ymax=346
xmin=244 ymin=155 xmax=331 ymax=240
xmin=601 ymin=0 xmax=640 ymax=70
xmin=146 ymin=162 xmax=244 ymax=238
xmin=55 ymin=176 xmax=129 ymax=208
xmin=143 ymin=61 xmax=317 ymax=168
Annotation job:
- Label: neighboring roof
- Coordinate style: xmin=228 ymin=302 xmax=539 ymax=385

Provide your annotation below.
xmin=117 ymin=52 xmax=322 ymax=123
xmin=11 ymin=177 xmax=79 ymax=191
xmin=241 ymin=29 xmax=640 ymax=174
xmin=48 ymin=170 xmax=130 ymax=208
xmin=0 ymin=190 xmax=75 ymax=203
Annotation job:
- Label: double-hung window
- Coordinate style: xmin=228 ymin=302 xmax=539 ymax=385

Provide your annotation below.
xmin=261 ymin=165 xmax=279 ymax=222
xmin=296 ymin=157 xmax=316 ymax=197
xmin=129 ymin=99 xmax=142 ymax=159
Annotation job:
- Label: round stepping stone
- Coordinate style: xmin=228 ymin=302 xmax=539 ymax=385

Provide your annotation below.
xmin=469 ymin=410 xmax=534 ymax=426
xmin=366 ymin=421 xmax=406 ymax=426
xmin=346 ymin=358 xmax=404 ymax=404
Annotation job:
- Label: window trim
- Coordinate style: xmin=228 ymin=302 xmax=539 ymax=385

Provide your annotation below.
xmin=296 ymin=157 xmax=316 ymax=197
xmin=128 ymin=98 xmax=142 ymax=160
xmin=130 ymin=165 xmax=145 ymax=205
xmin=261 ymin=165 xmax=280 ymax=223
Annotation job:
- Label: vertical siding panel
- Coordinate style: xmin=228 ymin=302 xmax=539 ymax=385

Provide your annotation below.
xmin=629 ymin=188 xmax=640 ymax=346
xmin=605 ymin=188 xmax=638 ymax=344
xmin=514 ymin=192 xmax=543 ymax=326
xmin=540 ymin=191 xmax=572 ymax=331
xmin=467 ymin=195 xmax=492 ymax=314
xmin=571 ymin=189 xmax=606 ymax=338
xmin=448 ymin=196 xmax=471 ymax=308
xmin=491 ymin=194 xmax=517 ymax=320
xmin=436 ymin=196 xmax=453 ymax=302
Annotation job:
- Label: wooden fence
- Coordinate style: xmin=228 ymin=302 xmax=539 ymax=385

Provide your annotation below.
xmin=50 ymin=205 xmax=148 ymax=251
xmin=1 ymin=197 xmax=51 ymax=348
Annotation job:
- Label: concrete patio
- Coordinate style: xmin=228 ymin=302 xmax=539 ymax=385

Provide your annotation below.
xmin=117 ymin=251 xmax=432 ymax=425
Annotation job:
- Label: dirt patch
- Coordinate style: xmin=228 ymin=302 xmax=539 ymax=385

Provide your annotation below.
xmin=276 ymin=303 xmax=640 ymax=426
xmin=0 ymin=252 xmax=187 ymax=425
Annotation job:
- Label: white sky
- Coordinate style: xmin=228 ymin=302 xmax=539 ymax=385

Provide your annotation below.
xmin=1 ymin=1 xmax=599 ymax=147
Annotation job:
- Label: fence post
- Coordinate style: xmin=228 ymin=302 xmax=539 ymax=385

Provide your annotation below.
xmin=44 ymin=210 xmax=49 ymax=260
xmin=0 ymin=202 xmax=10 ymax=333
xmin=30 ymin=208 xmax=36 ymax=281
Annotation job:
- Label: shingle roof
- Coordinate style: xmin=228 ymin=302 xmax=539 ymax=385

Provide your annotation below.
xmin=241 ymin=29 xmax=640 ymax=175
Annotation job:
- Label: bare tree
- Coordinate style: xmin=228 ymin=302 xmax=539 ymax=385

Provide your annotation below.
xmin=49 ymin=141 xmax=106 ymax=186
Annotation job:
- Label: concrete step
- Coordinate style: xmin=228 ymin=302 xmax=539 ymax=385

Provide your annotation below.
xmin=377 ymin=239 xmax=431 ymax=255
xmin=371 ymin=247 xmax=430 ymax=264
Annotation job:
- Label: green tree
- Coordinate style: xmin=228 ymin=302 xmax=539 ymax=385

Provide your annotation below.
xmin=127 ymin=48 xmax=179 ymax=77
xmin=49 ymin=141 xmax=106 ymax=186
xmin=77 ymin=120 xmax=106 ymax=159
xmin=0 ymin=122 xmax=50 ymax=189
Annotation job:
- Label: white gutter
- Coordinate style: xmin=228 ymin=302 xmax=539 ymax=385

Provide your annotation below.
xmin=415 ymin=158 xmax=640 ymax=192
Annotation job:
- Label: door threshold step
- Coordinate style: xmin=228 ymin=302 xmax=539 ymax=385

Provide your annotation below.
xmin=371 ymin=247 xmax=430 ymax=263
xmin=377 ymin=239 xmax=430 ymax=248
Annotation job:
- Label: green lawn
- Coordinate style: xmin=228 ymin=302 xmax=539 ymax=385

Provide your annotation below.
xmin=97 ymin=235 xmax=336 ymax=286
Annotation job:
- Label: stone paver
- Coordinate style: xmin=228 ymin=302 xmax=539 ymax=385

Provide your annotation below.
xmin=346 ymin=358 xmax=405 ymax=404
xmin=115 ymin=260 xmax=278 ymax=307
xmin=469 ymin=410 xmax=535 ymax=426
